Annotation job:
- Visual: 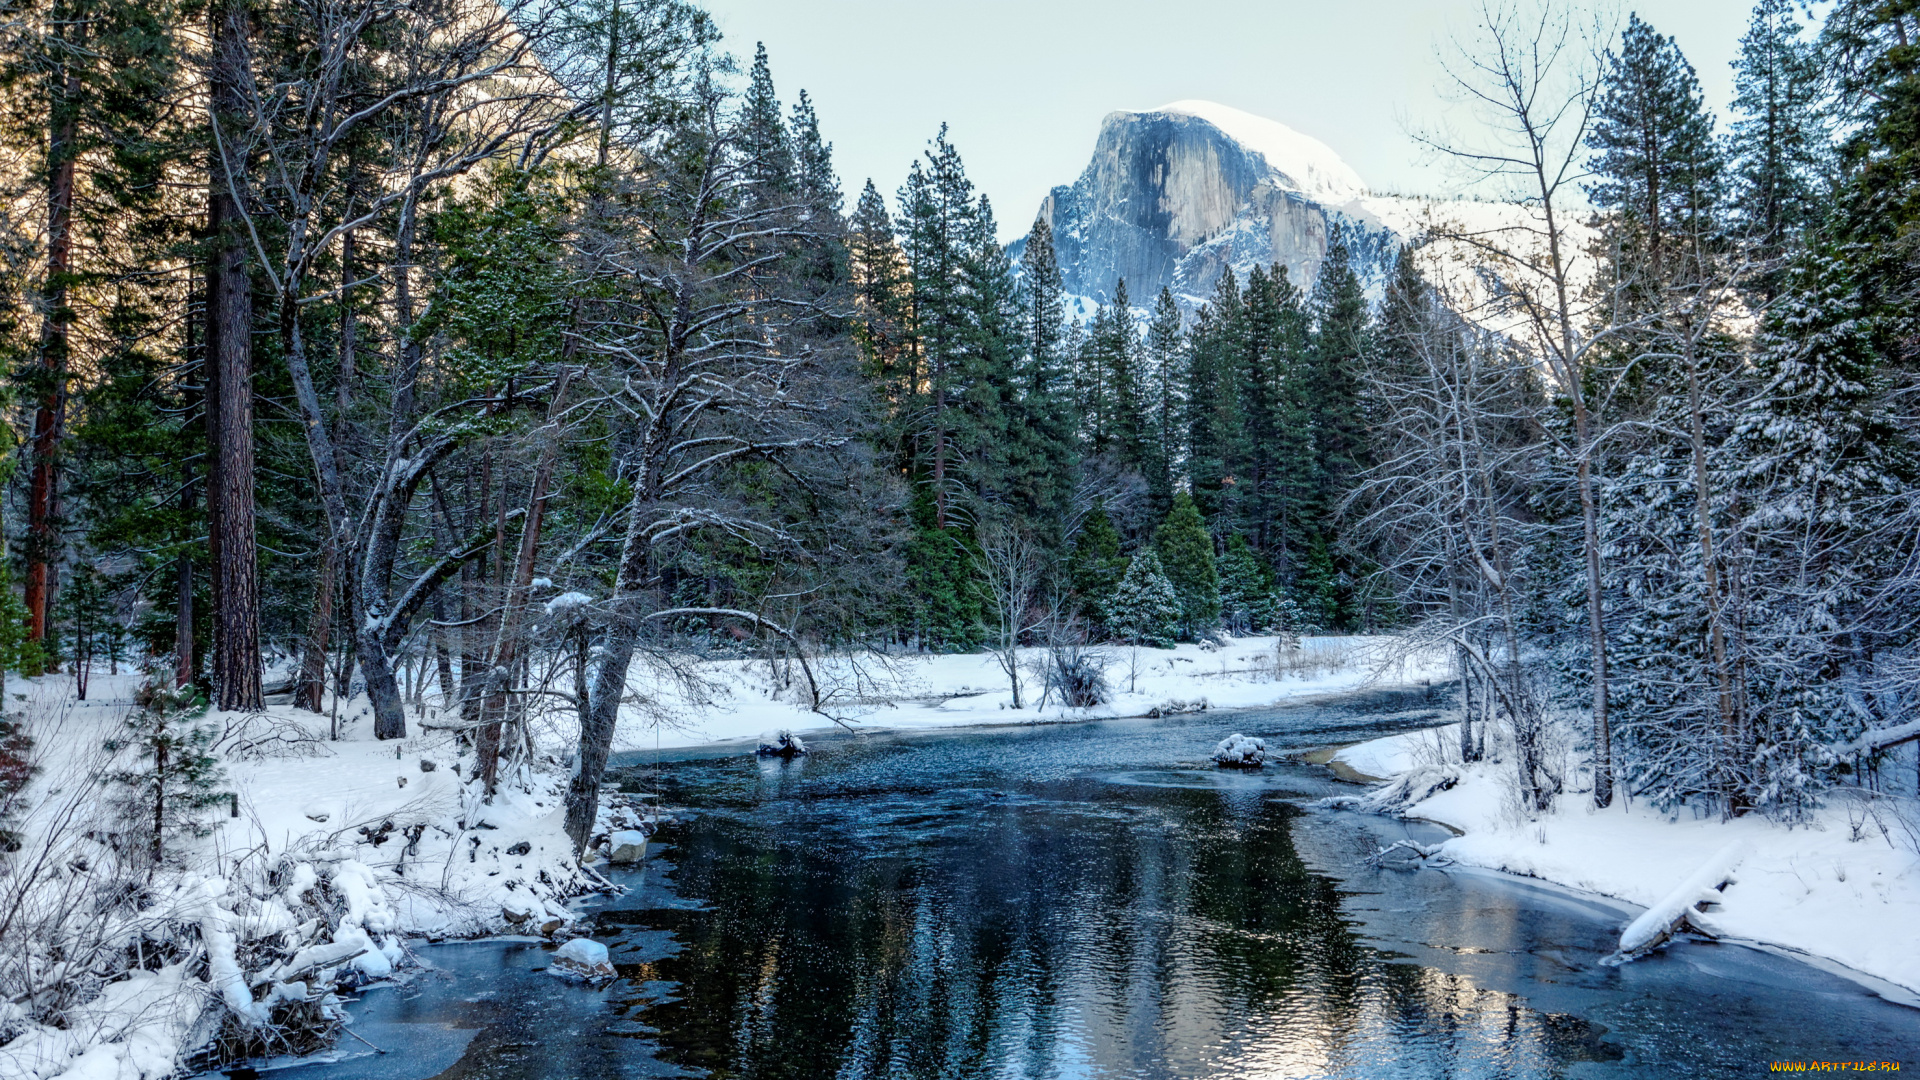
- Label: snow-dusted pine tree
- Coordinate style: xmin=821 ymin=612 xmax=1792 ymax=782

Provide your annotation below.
xmin=1106 ymin=550 xmax=1181 ymax=648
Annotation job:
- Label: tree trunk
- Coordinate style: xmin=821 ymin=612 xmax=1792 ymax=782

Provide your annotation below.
xmin=1573 ymin=405 xmax=1611 ymax=808
xmin=479 ymin=373 xmax=572 ymax=795
xmin=298 ymin=540 xmax=335 ymax=712
xmin=26 ymin=12 xmax=83 ymax=656
xmin=175 ymin=476 xmax=196 ymax=690
xmin=207 ymin=0 xmax=262 ymax=712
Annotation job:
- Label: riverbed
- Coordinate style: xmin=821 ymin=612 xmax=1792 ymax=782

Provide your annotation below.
xmin=263 ymin=690 xmax=1919 ymax=1079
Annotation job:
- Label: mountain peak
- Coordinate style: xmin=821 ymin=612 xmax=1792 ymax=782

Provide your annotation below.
xmin=1124 ymin=100 xmax=1366 ymax=201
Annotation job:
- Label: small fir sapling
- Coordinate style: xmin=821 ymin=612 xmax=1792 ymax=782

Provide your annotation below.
xmin=1105 ymin=549 xmax=1181 ymax=648
xmin=106 ymin=680 xmax=228 ymax=868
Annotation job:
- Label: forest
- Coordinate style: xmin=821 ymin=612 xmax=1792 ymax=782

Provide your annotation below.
xmin=0 ymin=0 xmax=1917 ymax=874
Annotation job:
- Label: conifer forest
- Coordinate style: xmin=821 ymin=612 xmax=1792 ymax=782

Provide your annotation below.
xmin=1 ymin=0 xmax=1919 ymax=1075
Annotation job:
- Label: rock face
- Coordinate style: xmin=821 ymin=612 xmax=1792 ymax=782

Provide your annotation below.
xmin=1023 ymin=101 xmax=1398 ymax=315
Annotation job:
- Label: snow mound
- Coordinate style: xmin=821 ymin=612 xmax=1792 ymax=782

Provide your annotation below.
xmin=1212 ymin=733 xmax=1268 ymax=769
xmin=757 ymin=730 xmax=807 ymax=758
xmin=1140 ymin=100 xmax=1365 ymax=200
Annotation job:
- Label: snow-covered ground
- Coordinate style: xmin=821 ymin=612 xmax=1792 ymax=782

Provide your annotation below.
xmin=0 ymin=672 xmax=598 ymax=1080
xmin=1325 ymin=726 xmax=1920 ymax=1003
xmin=582 ymin=635 xmax=1446 ymax=752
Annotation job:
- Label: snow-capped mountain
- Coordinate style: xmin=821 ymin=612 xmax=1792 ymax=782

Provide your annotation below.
xmin=1018 ymin=100 xmax=1526 ymax=321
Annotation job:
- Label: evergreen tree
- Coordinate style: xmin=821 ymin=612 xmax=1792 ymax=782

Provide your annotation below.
xmin=1100 ymin=279 xmax=1150 ymax=470
xmin=1719 ymin=252 xmax=1912 ymax=811
xmin=789 ymin=89 xmax=841 ymax=216
xmin=1307 ymin=231 xmax=1371 ymax=513
xmin=1216 ymin=534 xmax=1277 ymax=635
xmin=1007 ymin=218 xmax=1079 ymax=547
xmin=1184 ymin=271 xmax=1248 ymax=522
xmin=1242 ymin=264 xmax=1316 ymax=570
xmin=1068 ymin=507 xmax=1128 ymax=632
xmin=106 ymin=681 xmax=227 ymax=868
xmin=1728 ymin=0 xmax=1828 ymax=277
xmin=1142 ymin=287 xmax=1186 ymax=516
xmin=738 ymin=43 xmax=794 ymax=192
xmin=1105 ymin=549 xmax=1181 ymax=648
xmin=1154 ymin=492 xmax=1220 ymax=639
xmin=1587 ymin=14 xmax=1724 ymax=290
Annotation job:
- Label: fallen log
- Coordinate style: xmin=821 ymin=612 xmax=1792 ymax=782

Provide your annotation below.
xmin=1604 ymin=840 xmax=1748 ymax=964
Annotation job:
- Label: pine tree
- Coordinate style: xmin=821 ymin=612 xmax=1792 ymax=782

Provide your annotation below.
xmin=1007 ymin=218 xmax=1079 ymax=547
xmin=1216 ymin=534 xmax=1277 ymax=635
xmin=1105 ymin=549 xmax=1181 ymax=647
xmin=1307 ymin=231 xmax=1371 ymax=515
xmin=1728 ymin=0 xmax=1828 ymax=280
xmin=1068 ymin=507 xmax=1128 ymax=632
xmin=1142 ymin=287 xmax=1186 ymax=516
xmin=1242 ymin=264 xmax=1316 ymax=570
xmin=106 ymin=681 xmax=227 ymax=868
xmin=1185 ymin=271 xmax=1248 ymax=522
xmin=1588 ymin=14 xmax=1724 ymax=292
xmin=1719 ymin=252 xmax=1912 ymax=812
xmin=1154 ymin=492 xmax=1220 ymax=639
xmin=738 ymin=43 xmax=794 ymax=193
xmin=789 ymin=89 xmax=841 ymax=216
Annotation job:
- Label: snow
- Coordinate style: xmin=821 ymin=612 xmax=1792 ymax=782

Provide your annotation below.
xmin=1212 ymin=733 xmax=1268 ymax=768
xmin=1322 ymin=726 xmax=1920 ymax=1000
xmin=1614 ymin=840 xmax=1749 ymax=956
xmin=570 ymin=635 xmax=1444 ymax=753
xmin=1136 ymin=100 xmax=1366 ymax=200
xmin=544 ymin=591 xmax=592 ymax=614
xmin=0 ymin=671 xmax=597 ymax=1079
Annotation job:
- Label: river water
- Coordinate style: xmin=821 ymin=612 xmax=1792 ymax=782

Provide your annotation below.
xmin=267 ymin=691 xmax=1919 ymax=1079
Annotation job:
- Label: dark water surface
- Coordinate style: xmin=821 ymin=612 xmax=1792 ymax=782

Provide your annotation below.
xmin=271 ymin=691 xmax=1919 ymax=1080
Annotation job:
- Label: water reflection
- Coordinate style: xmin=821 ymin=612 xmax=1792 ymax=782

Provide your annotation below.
xmin=606 ymin=734 xmax=1626 ymax=1079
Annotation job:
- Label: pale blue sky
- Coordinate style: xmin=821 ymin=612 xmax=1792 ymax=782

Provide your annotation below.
xmin=701 ymin=1 xmax=1792 ymax=239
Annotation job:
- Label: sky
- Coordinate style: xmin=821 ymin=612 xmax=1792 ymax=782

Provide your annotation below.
xmin=699 ymin=0 xmax=1784 ymax=240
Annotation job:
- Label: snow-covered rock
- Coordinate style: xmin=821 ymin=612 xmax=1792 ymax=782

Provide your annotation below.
xmin=757 ymin=729 xmax=807 ymax=758
xmin=1212 ymin=733 xmax=1267 ymax=769
xmin=548 ymin=938 xmax=614 ymax=983
xmin=607 ymin=830 xmax=649 ymax=864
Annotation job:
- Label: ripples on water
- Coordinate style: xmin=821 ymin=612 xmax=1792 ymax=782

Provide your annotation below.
xmin=267 ymin=693 xmax=1919 ymax=1080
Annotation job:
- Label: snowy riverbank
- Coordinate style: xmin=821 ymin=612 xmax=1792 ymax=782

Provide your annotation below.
xmin=1324 ymin=726 xmax=1920 ymax=1002
xmin=588 ymin=634 xmax=1446 ymax=752
xmin=0 ymin=673 xmax=599 ymax=1080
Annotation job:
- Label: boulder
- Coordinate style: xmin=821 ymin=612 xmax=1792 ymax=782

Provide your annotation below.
xmin=1212 ymin=733 xmax=1268 ymax=769
xmin=607 ymin=830 xmax=649 ymax=864
xmin=756 ymin=730 xmax=807 ymax=758
xmin=548 ymin=937 xmax=615 ymax=983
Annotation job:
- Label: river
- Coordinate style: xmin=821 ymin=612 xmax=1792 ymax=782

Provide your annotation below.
xmin=261 ymin=689 xmax=1919 ymax=1079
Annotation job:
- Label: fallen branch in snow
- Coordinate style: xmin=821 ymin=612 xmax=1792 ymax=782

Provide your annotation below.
xmin=1837 ymin=718 xmax=1920 ymax=756
xmin=1315 ymin=764 xmax=1461 ymax=816
xmin=1603 ymin=840 xmax=1748 ymax=964
xmin=1365 ymin=839 xmax=1453 ymax=868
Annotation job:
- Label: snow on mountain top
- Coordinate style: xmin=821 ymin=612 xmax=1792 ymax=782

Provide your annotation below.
xmin=1135 ymin=100 xmax=1366 ymax=200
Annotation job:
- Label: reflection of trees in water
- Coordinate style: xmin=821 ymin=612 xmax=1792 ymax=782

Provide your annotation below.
xmin=599 ymin=765 xmax=1604 ymax=1079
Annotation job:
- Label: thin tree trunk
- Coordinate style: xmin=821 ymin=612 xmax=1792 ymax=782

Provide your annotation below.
xmin=175 ymin=475 xmax=196 ymax=689
xmin=207 ymin=0 xmax=262 ymax=712
xmin=298 ymin=541 xmax=335 ymax=712
xmin=479 ymin=373 xmax=572 ymax=795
